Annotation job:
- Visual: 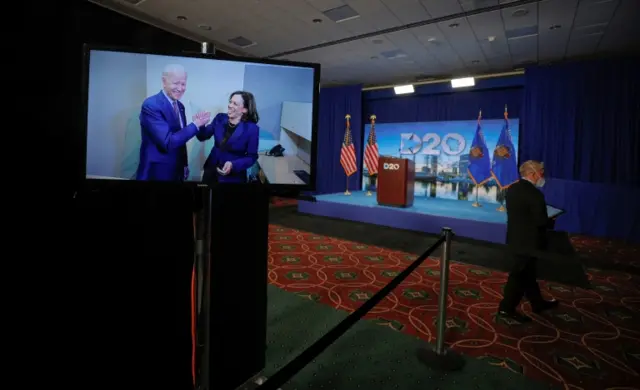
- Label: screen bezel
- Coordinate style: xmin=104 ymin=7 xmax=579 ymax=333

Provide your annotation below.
xmin=80 ymin=43 xmax=321 ymax=192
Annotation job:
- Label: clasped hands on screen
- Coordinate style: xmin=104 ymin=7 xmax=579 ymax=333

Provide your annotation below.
xmin=192 ymin=111 xmax=211 ymax=128
xmin=192 ymin=111 xmax=233 ymax=176
xmin=217 ymin=161 xmax=233 ymax=176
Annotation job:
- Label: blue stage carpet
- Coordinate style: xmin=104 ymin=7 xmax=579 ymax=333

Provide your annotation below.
xmin=298 ymin=191 xmax=508 ymax=244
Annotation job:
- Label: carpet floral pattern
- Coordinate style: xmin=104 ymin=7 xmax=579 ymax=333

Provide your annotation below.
xmin=267 ymin=224 xmax=640 ymax=390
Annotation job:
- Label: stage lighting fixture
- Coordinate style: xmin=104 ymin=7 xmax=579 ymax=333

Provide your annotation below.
xmin=394 ymin=84 xmax=414 ymax=94
xmin=451 ymin=77 xmax=475 ymax=88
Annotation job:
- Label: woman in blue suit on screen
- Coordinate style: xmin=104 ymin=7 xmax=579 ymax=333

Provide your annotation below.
xmin=197 ymin=91 xmax=260 ymax=184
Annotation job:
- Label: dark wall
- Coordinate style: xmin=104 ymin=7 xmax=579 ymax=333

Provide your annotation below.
xmin=37 ymin=3 xmax=205 ymax=389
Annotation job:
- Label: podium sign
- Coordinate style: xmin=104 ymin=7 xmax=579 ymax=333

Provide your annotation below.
xmin=377 ymin=157 xmax=415 ymax=207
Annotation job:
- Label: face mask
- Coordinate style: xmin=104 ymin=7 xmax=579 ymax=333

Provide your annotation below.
xmin=536 ymin=177 xmax=546 ymax=188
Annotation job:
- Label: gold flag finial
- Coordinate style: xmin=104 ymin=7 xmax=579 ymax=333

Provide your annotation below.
xmin=345 ymin=114 xmax=351 ymax=120
xmin=370 ymin=114 xmax=377 ymax=122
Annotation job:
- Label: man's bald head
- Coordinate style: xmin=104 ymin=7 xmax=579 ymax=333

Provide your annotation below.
xmin=162 ymin=64 xmax=187 ymax=101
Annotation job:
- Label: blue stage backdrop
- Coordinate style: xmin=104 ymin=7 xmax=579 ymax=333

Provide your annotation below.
xmin=362 ymin=119 xmax=520 ymax=204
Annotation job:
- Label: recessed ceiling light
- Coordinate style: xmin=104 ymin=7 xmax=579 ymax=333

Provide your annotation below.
xmin=176 ymin=15 xmax=187 ymax=21
xmin=198 ymin=24 xmax=212 ymax=30
xmin=312 ymin=18 xmax=322 ymax=23
xmin=427 ymin=37 xmax=437 ymax=42
xmin=449 ymin=23 xmax=459 ymax=28
xmin=487 ymin=36 xmax=496 ymax=42
xmin=512 ymin=8 xmax=529 ymax=17
xmin=549 ymin=24 xmax=562 ymax=30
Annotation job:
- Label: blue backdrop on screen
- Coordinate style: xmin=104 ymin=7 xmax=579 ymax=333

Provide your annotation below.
xmin=362 ymin=119 xmax=520 ymax=204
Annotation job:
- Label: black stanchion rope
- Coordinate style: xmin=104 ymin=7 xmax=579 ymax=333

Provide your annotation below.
xmin=257 ymin=235 xmax=446 ymax=390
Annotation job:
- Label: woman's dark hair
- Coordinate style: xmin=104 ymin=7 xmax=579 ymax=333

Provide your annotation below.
xmin=229 ymin=91 xmax=259 ymax=123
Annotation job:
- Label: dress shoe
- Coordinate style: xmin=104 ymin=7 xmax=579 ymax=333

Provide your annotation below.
xmin=532 ymin=299 xmax=559 ymax=314
xmin=497 ymin=310 xmax=532 ymax=323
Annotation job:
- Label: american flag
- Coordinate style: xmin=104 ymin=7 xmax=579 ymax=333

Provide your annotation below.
xmin=364 ymin=115 xmax=379 ymax=175
xmin=340 ymin=115 xmax=358 ymax=176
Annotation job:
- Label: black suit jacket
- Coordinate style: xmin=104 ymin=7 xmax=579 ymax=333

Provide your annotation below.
xmin=505 ymin=179 xmax=549 ymax=255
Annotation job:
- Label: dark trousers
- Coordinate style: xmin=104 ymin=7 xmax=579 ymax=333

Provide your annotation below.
xmin=499 ymin=255 xmax=544 ymax=312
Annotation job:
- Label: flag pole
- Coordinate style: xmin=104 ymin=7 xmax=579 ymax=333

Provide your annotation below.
xmin=345 ymin=175 xmax=351 ymax=195
xmin=344 ymin=114 xmax=352 ymax=195
xmin=366 ymin=114 xmax=376 ymax=196
xmin=496 ymin=105 xmax=508 ymax=211
xmin=497 ymin=192 xmax=506 ymax=212
xmin=472 ymin=109 xmax=482 ymax=207
xmin=472 ymin=185 xmax=481 ymax=207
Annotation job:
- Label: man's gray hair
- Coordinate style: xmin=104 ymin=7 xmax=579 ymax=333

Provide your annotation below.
xmin=519 ymin=160 xmax=544 ymax=177
xmin=162 ymin=64 xmax=186 ymax=77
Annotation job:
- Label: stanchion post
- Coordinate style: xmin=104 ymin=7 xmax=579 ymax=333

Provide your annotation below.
xmin=435 ymin=227 xmax=452 ymax=355
xmin=416 ymin=227 xmax=465 ymax=371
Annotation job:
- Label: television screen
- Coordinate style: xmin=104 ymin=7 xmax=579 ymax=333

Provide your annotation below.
xmin=82 ymin=46 xmax=319 ymax=188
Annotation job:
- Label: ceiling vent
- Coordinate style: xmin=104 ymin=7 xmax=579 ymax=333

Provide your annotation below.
xmin=228 ymin=36 xmax=256 ymax=48
xmin=574 ymin=23 xmax=607 ymax=37
xmin=323 ymin=5 xmax=360 ymax=23
xmin=505 ymin=25 xmax=538 ymax=40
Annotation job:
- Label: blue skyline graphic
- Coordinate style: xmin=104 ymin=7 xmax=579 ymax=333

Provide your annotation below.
xmin=364 ymin=119 xmax=519 ymax=163
xmin=361 ymin=118 xmax=521 ymax=204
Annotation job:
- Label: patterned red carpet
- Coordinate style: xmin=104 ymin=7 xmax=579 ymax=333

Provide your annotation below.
xmin=267 ymin=224 xmax=640 ymax=390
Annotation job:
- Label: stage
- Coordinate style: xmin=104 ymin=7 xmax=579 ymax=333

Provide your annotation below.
xmin=299 ymin=191 xmax=508 ymax=244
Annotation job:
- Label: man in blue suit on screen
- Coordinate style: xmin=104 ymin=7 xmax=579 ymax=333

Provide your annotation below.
xmin=136 ymin=64 xmax=211 ymax=181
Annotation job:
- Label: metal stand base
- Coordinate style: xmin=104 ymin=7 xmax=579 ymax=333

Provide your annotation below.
xmin=416 ymin=347 xmax=466 ymax=371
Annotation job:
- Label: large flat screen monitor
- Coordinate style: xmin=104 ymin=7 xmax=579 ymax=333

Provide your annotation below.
xmin=81 ymin=45 xmax=320 ymax=190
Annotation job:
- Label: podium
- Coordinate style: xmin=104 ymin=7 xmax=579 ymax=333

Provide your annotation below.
xmin=377 ymin=156 xmax=415 ymax=207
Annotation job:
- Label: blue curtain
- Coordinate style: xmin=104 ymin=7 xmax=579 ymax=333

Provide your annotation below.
xmin=315 ymin=85 xmax=363 ymax=194
xmin=521 ymin=59 xmax=640 ymax=187
xmin=521 ymin=59 xmax=640 ymax=242
xmin=363 ymin=87 xmax=523 ymax=123
xmin=542 ymin=179 xmax=640 ymax=242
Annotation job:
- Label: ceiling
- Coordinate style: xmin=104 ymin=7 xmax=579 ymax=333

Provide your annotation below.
xmin=91 ymin=0 xmax=640 ymax=87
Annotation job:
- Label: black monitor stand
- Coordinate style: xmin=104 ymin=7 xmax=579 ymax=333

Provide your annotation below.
xmin=194 ymin=36 xmax=269 ymax=390
xmin=194 ymin=184 xmax=269 ymax=390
